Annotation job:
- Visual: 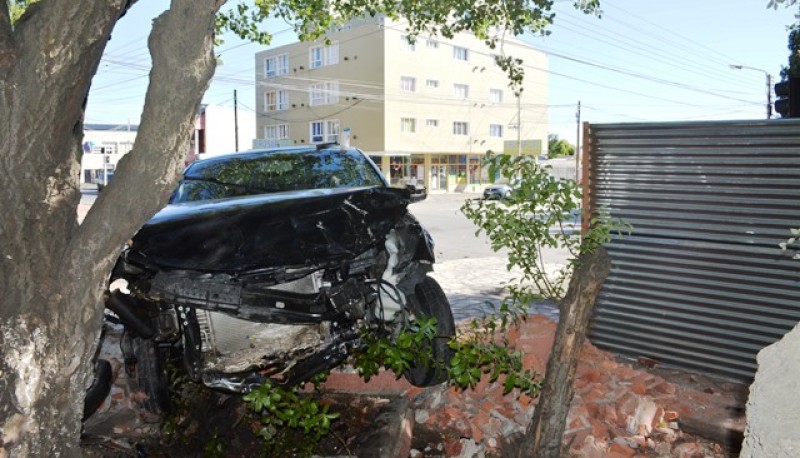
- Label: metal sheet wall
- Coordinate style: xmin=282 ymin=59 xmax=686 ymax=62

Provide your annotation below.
xmin=587 ymin=119 xmax=800 ymax=382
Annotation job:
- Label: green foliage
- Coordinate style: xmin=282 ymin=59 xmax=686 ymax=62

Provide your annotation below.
xmin=202 ymin=432 xmax=226 ymax=458
xmin=462 ymin=152 xmax=621 ymax=301
xmin=548 ymin=134 xmax=576 ymax=158
xmin=216 ymin=0 xmax=600 ymax=93
xmin=351 ymin=317 xmax=437 ymax=381
xmin=448 ymin=300 xmax=541 ymax=396
xmin=243 ymin=380 xmax=340 ymax=455
xmin=7 ymin=0 xmax=39 ymax=24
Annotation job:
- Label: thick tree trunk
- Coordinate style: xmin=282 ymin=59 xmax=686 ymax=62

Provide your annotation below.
xmin=517 ymin=248 xmax=610 ymax=458
xmin=0 ymin=1 xmax=223 ymax=456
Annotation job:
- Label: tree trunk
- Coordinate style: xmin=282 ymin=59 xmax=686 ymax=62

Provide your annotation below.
xmin=517 ymin=248 xmax=610 ymax=458
xmin=0 ymin=1 xmax=222 ymax=455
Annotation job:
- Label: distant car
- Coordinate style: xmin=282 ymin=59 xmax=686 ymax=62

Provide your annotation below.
xmin=405 ymin=181 xmax=427 ymax=200
xmin=95 ymin=170 xmax=114 ymax=192
xmin=482 ymin=184 xmax=512 ymax=200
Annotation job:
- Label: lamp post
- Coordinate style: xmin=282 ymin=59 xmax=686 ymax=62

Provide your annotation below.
xmin=729 ymin=64 xmax=773 ymax=119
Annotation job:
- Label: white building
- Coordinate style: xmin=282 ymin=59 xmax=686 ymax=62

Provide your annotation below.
xmin=81 ymin=124 xmax=137 ymax=185
xmin=191 ymin=104 xmax=257 ymax=160
xmin=254 ymin=17 xmax=549 ymax=193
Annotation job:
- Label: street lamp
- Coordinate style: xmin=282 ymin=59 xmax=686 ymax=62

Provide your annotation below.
xmin=729 ymin=64 xmax=773 ymax=119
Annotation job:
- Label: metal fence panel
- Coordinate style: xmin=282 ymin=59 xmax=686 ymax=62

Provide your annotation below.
xmin=587 ymin=119 xmax=800 ymax=382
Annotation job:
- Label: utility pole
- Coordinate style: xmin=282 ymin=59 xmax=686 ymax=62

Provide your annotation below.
xmin=575 ymin=101 xmax=581 ymax=182
xmin=766 ymin=73 xmax=773 ymax=120
xmin=234 ymin=89 xmax=240 ymax=151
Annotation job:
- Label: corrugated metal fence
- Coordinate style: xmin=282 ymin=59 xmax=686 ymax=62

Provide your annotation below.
xmin=585 ymin=119 xmax=800 ymax=382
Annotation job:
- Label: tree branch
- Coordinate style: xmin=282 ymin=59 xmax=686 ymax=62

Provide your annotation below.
xmin=0 ymin=0 xmax=15 ymax=71
xmin=518 ymin=248 xmax=611 ymax=458
xmin=71 ymin=0 xmax=223 ymax=272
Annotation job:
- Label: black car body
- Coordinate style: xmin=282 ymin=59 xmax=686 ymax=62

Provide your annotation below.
xmin=100 ymin=145 xmax=454 ymax=414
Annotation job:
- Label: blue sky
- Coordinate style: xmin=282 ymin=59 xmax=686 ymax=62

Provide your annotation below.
xmin=85 ymin=0 xmax=799 ymax=146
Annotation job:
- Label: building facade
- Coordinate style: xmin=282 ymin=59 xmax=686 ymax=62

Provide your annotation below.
xmin=191 ymin=104 xmax=257 ymax=161
xmin=81 ymin=124 xmax=137 ymax=185
xmin=254 ymin=17 xmax=549 ymax=192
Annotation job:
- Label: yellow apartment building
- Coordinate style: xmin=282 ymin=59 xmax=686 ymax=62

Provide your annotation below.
xmin=254 ymin=17 xmax=548 ymax=193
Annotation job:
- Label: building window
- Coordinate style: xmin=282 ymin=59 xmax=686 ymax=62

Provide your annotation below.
xmin=489 ymin=88 xmax=503 ymax=103
xmin=400 ymin=76 xmax=416 ymax=92
xmin=453 ymin=46 xmax=469 ymax=61
xmin=264 ymin=53 xmax=289 ymax=78
xmin=401 ymin=117 xmax=417 ymax=133
xmin=265 ymin=91 xmax=276 ymax=111
xmin=265 ymin=124 xmax=289 ymax=140
xmin=401 ymin=35 xmax=416 ymax=51
xmin=309 ymin=42 xmax=339 ymax=69
xmin=453 ymin=121 xmax=469 ymax=135
xmin=310 ymin=119 xmax=339 ymax=143
xmin=453 ymin=83 xmax=469 ymax=99
xmin=489 ymin=124 xmax=503 ymax=137
xmin=309 ymin=81 xmax=339 ymax=106
xmin=264 ymin=90 xmax=288 ymax=111
xmin=265 ymin=57 xmax=276 ymax=78
xmin=426 ymin=39 xmax=439 ymax=49
xmin=426 ymin=119 xmax=439 ymax=127
xmin=277 ymin=54 xmax=289 ymax=75
xmin=426 ymin=79 xmax=439 ymax=89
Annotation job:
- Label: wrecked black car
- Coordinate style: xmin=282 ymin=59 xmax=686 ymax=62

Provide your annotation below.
xmin=99 ymin=144 xmax=455 ymax=415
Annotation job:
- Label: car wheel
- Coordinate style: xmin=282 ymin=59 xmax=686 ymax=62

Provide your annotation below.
xmin=404 ymin=276 xmax=456 ymax=387
xmin=129 ymin=337 xmax=172 ymax=416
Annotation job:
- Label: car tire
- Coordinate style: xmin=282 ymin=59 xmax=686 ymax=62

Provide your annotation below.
xmin=129 ymin=337 xmax=172 ymax=416
xmin=404 ymin=276 xmax=456 ymax=387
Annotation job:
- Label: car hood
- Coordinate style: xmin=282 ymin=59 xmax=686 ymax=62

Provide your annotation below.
xmin=128 ymin=186 xmax=410 ymax=272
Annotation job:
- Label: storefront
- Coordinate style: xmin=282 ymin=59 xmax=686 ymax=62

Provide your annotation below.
xmin=370 ymin=152 xmax=490 ymax=193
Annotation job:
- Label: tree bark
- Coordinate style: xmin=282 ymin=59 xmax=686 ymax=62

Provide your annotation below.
xmin=0 ymin=1 xmax=223 ymax=455
xmin=517 ymin=248 xmax=610 ymax=458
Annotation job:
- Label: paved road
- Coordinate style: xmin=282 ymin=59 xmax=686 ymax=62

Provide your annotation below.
xmin=410 ymin=192 xmax=565 ymax=322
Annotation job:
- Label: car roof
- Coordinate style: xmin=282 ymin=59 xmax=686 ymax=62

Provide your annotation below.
xmin=186 ymin=144 xmax=355 ymax=174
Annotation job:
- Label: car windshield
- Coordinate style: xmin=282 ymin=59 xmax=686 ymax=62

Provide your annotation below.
xmin=171 ymin=149 xmax=385 ymax=203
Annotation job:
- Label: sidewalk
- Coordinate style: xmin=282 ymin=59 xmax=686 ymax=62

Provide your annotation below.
xmin=430 ymin=256 xmax=560 ymax=323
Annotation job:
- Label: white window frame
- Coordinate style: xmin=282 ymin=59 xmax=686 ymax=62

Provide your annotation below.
xmin=277 ymin=54 xmax=289 ymax=76
xmin=489 ymin=88 xmax=503 ymax=104
xmin=309 ymin=42 xmax=339 ymax=69
xmin=310 ymin=120 xmax=324 ymax=143
xmin=277 ymin=90 xmax=288 ymax=110
xmin=264 ymin=91 xmax=277 ymax=111
xmin=401 ymin=117 xmax=417 ymax=133
xmin=310 ymin=119 xmax=339 ymax=144
xmin=265 ymin=90 xmax=288 ymax=111
xmin=426 ymin=79 xmax=439 ymax=89
xmin=265 ymin=56 xmax=276 ymax=78
xmin=453 ymin=83 xmax=469 ymax=99
xmin=489 ymin=124 xmax=503 ymax=137
xmin=453 ymin=46 xmax=469 ymax=61
xmin=400 ymin=76 xmax=416 ymax=92
xmin=325 ymin=119 xmax=339 ymax=143
xmin=426 ymin=39 xmax=439 ymax=49
xmin=265 ymin=124 xmax=289 ymax=140
xmin=426 ymin=119 xmax=439 ymax=128
xmin=309 ymin=81 xmax=339 ymax=106
xmin=453 ymin=121 xmax=469 ymax=136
